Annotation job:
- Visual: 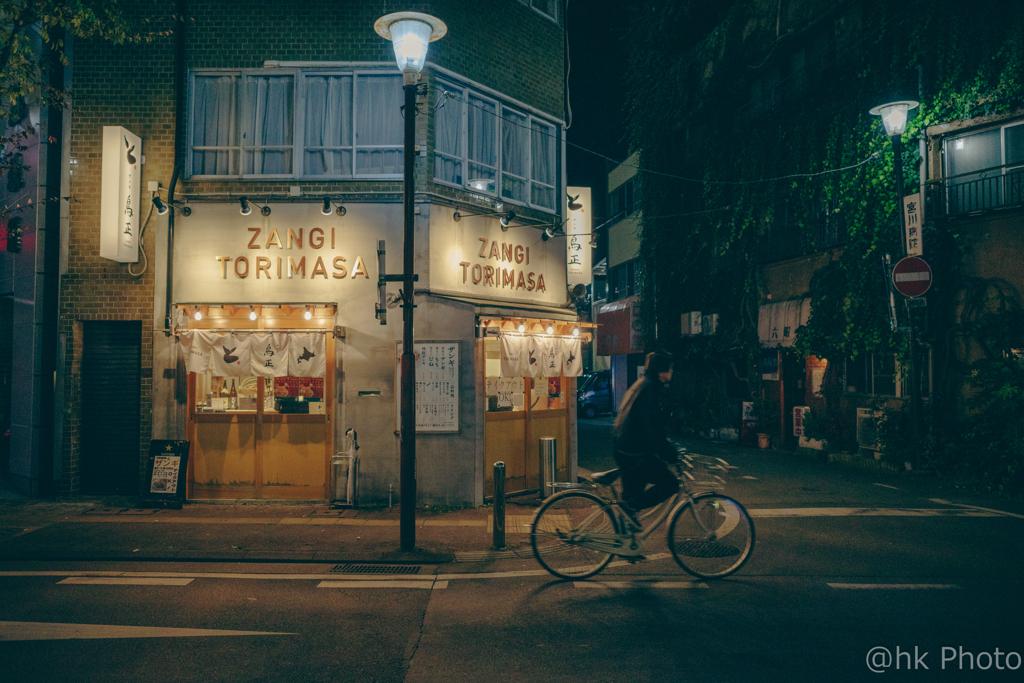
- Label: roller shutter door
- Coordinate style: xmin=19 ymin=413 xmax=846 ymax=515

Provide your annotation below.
xmin=80 ymin=321 xmax=141 ymax=494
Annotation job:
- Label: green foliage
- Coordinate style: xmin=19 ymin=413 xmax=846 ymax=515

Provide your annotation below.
xmin=0 ymin=1 xmax=181 ymax=212
xmin=623 ymin=0 xmax=1024 ymax=484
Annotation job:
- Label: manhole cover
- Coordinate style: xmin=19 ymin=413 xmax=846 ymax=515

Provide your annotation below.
xmin=329 ymin=564 xmax=421 ymax=575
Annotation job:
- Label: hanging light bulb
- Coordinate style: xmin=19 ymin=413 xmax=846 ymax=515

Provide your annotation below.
xmin=546 ymin=324 xmax=554 ymax=335
xmin=573 ymin=327 xmax=580 ymax=337
xmin=249 ymin=307 xmax=257 ymax=321
xmin=517 ymin=323 xmax=525 ymax=334
xmin=194 ymin=308 xmax=202 ymax=321
xmin=304 ymin=305 xmax=313 ymax=320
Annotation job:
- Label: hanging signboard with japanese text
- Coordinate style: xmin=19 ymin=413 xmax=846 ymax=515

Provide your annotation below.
xmin=566 ymin=186 xmax=592 ymax=287
xmin=100 ymin=126 xmax=142 ymax=262
xmin=397 ymin=341 xmax=460 ymax=433
xmin=903 ymin=193 xmax=923 ymax=256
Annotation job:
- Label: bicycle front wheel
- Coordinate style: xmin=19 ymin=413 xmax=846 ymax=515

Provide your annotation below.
xmin=530 ymin=490 xmax=620 ymax=580
xmin=668 ymin=493 xmax=755 ymax=579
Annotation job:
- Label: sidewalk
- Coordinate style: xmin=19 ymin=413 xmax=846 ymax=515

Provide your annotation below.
xmin=0 ymin=488 xmax=544 ymax=565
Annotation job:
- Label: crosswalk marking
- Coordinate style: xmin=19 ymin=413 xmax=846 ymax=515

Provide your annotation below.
xmin=58 ymin=577 xmax=194 ymax=586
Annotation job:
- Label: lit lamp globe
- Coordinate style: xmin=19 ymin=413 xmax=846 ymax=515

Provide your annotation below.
xmin=869 ymin=100 xmax=919 ymax=136
xmin=374 ymin=12 xmax=447 ymax=84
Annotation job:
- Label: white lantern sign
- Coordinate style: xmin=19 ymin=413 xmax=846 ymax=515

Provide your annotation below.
xmin=100 ymin=126 xmax=142 ymax=262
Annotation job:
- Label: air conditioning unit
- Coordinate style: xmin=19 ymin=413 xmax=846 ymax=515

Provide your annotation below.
xmin=681 ymin=311 xmax=702 ymax=336
xmin=701 ymin=313 xmax=718 ymax=336
xmin=856 ymin=408 xmax=882 ymax=455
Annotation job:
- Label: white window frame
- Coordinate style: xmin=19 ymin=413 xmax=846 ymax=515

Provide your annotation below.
xmin=187 ymin=67 xmax=404 ymax=181
xmin=521 ymin=0 xmax=559 ymax=22
xmin=433 ymin=77 xmax=561 ymax=214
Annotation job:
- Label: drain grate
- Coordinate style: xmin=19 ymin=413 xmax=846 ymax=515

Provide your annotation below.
xmin=674 ymin=541 xmax=741 ymax=558
xmin=329 ymin=564 xmax=421 ymax=575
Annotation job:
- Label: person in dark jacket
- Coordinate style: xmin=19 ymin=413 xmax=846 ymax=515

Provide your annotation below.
xmin=612 ymin=351 xmax=680 ymax=526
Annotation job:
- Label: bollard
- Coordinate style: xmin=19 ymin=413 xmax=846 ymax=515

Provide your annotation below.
xmin=539 ymin=437 xmax=557 ymax=499
xmin=493 ymin=462 xmax=506 ymax=550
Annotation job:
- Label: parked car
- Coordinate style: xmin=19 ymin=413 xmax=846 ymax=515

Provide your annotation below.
xmin=577 ymin=371 xmax=612 ymax=419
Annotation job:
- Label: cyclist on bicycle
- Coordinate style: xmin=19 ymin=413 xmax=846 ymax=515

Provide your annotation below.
xmin=612 ymin=350 xmax=680 ymax=529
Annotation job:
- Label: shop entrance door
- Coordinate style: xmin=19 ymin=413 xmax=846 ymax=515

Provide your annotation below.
xmin=185 ymin=307 xmax=335 ymax=501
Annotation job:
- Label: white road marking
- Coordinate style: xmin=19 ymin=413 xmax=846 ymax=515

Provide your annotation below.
xmin=873 ymin=483 xmax=900 ymax=490
xmin=929 ymin=498 xmax=1024 ymax=519
xmin=750 ymin=507 xmax=1002 ymax=517
xmin=58 ymin=577 xmax=194 ymax=586
xmin=574 ymin=581 xmax=708 ymax=589
xmin=828 ymin=583 xmax=960 ymax=590
xmin=317 ymin=580 xmax=446 ymax=589
xmin=0 ymin=621 xmax=293 ymax=641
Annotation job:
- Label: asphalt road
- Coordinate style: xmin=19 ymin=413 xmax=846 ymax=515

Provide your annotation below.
xmin=2 ymin=424 xmax=1022 ymax=682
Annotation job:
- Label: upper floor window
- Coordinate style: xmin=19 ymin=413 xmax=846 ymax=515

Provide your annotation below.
xmin=943 ymin=120 xmax=1024 ymax=213
xmin=188 ymin=69 xmax=403 ymax=179
xmin=521 ymin=0 xmax=559 ymax=22
xmin=609 ymin=178 xmax=640 ymax=218
xmin=434 ymin=80 xmax=559 ymax=212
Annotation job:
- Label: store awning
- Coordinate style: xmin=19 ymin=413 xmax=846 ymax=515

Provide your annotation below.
xmin=758 ymin=298 xmax=811 ymax=348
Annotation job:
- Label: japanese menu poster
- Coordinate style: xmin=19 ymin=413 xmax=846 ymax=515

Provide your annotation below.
xmin=397 ymin=342 xmax=460 ymax=432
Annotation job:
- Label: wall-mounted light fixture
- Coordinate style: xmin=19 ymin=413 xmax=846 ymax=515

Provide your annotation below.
xmin=239 ymin=197 xmax=252 ymax=216
xmin=541 ymin=225 xmax=556 ymax=241
xmin=500 ymin=210 xmax=516 ymax=229
xmin=152 ymin=194 xmax=192 ymax=217
xmin=321 ymin=196 xmax=347 ymax=216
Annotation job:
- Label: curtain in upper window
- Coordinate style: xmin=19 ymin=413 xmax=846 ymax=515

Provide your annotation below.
xmin=304 ymin=75 xmax=352 ymax=176
xmin=191 ymin=75 xmax=239 ymax=176
xmin=501 ymin=110 xmax=529 ymax=203
xmin=355 ymin=75 xmax=403 ymax=175
xmin=242 ymin=75 xmax=294 ymax=175
xmin=434 ymin=85 xmax=463 ymax=185
xmin=531 ymin=120 xmax=556 ymax=210
xmin=468 ymin=94 xmax=497 ymax=187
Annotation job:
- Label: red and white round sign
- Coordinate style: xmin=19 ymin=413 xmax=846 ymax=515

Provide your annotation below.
xmin=892 ymin=256 xmax=933 ymax=297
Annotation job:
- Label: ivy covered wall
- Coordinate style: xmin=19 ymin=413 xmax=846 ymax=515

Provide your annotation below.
xmin=621 ymin=0 xmax=1024 ymax=495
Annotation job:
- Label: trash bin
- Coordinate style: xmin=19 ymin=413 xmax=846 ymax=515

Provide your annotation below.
xmin=332 ymin=429 xmax=359 ymax=507
xmin=539 ymin=436 xmax=556 ymax=499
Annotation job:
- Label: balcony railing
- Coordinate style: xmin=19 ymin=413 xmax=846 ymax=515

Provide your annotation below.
xmin=927 ymin=165 xmax=1024 ymax=218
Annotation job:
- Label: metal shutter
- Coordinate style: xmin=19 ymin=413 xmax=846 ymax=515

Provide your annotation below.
xmin=80 ymin=321 xmax=141 ymax=494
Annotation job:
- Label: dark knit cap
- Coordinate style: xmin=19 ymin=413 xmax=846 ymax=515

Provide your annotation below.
xmin=645 ymin=351 xmax=674 ymax=375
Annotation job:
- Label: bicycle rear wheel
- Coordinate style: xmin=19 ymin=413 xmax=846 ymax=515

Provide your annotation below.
xmin=530 ymin=490 xmax=620 ymax=580
xmin=668 ymin=493 xmax=755 ymax=578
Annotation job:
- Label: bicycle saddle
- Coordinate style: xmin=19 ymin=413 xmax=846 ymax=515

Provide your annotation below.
xmin=590 ymin=469 xmax=621 ymax=485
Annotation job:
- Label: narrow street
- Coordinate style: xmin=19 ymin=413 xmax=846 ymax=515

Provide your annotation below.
xmin=2 ymin=422 xmax=1021 ymax=682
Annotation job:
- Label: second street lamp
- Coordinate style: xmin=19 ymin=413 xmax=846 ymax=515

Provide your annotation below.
xmin=871 ymin=99 xmax=923 ymax=468
xmin=375 ymin=11 xmax=447 ymax=551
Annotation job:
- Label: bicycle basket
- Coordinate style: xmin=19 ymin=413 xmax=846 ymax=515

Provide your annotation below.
xmin=680 ymin=453 xmax=729 ymax=492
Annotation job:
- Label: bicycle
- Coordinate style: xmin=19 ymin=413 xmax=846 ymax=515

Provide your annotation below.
xmin=529 ymin=449 xmax=755 ymax=580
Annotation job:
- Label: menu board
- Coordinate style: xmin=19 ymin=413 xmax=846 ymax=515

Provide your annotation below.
xmin=144 ymin=440 xmax=189 ymax=509
xmin=397 ymin=342 xmax=460 ymax=433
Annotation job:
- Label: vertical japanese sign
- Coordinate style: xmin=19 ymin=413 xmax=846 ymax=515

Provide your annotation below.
xmin=397 ymin=342 xmax=460 ymax=432
xmin=566 ymin=186 xmax=592 ymax=287
xmin=903 ymin=193 xmax=923 ymax=256
xmin=100 ymin=126 xmax=142 ymax=262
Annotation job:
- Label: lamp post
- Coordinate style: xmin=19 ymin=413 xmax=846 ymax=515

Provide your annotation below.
xmin=375 ymin=11 xmax=446 ymax=551
xmin=870 ymin=99 xmax=923 ymax=466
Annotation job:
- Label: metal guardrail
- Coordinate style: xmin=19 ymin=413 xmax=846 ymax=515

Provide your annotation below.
xmin=927 ymin=166 xmax=1024 ymax=218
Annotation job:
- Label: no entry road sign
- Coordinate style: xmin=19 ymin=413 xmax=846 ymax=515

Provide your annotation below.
xmin=892 ymin=256 xmax=933 ymax=297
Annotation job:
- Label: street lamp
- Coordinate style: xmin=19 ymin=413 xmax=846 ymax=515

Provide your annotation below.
xmin=871 ymin=99 xmax=923 ymax=467
xmin=375 ymin=11 xmax=446 ymax=551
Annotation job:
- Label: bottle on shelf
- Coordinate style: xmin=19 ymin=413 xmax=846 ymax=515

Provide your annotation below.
xmin=228 ymin=378 xmax=238 ymax=410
